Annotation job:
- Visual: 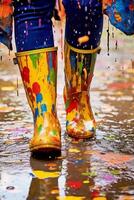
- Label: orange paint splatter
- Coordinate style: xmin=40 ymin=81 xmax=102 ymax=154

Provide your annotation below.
xmin=108 ymin=82 xmax=134 ymax=90
xmin=0 ymin=1 xmax=13 ymax=18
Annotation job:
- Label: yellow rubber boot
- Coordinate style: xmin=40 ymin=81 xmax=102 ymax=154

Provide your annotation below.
xmin=64 ymin=42 xmax=99 ymax=139
xmin=16 ymin=48 xmax=61 ymax=157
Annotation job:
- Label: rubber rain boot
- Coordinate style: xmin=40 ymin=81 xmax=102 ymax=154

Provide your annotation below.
xmin=64 ymin=42 xmax=99 ymax=139
xmin=16 ymin=47 xmax=61 ymax=157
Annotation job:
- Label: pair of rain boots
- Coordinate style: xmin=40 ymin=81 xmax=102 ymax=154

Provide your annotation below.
xmin=16 ymin=43 xmax=98 ymax=157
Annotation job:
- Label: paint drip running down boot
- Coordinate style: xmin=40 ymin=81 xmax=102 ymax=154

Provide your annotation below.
xmin=64 ymin=42 xmax=99 ymax=139
xmin=16 ymin=48 xmax=61 ymax=157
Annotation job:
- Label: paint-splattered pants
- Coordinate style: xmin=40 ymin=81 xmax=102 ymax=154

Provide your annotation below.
xmin=14 ymin=0 xmax=103 ymax=52
xmin=63 ymin=0 xmax=103 ymax=50
xmin=13 ymin=0 xmax=56 ymax=52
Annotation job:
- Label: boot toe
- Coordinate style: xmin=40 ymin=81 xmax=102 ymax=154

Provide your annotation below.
xmin=29 ymin=132 xmax=61 ymax=159
xmin=66 ymin=120 xmax=96 ymax=139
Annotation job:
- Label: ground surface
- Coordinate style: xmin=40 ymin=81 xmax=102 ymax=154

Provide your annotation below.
xmin=0 ymin=21 xmax=134 ymax=200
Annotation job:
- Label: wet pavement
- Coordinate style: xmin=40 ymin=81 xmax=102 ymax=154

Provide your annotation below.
xmin=0 ymin=21 xmax=134 ymax=200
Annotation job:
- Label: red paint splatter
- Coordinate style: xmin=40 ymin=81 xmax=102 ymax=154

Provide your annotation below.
xmin=32 ymin=82 xmax=40 ymax=94
xmin=4 ymin=0 xmax=13 ymax=4
xmin=129 ymin=3 xmax=134 ymax=11
xmin=72 ymin=117 xmax=79 ymax=123
xmin=66 ymin=99 xmax=78 ymax=113
xmin=52 ymin=51 xmax=57 ymax=70
xmin=91 ymin=189 xmax=100 ymax=198
xmin=67 ymin=180 xmax=82 ymax=190
xmin=22 ymin=67 xmax=30 ymax=83
xmin=87 ymin=74 xmax=93 ymax=85
xmin=27 ymin=87 xmax=35 ymax=101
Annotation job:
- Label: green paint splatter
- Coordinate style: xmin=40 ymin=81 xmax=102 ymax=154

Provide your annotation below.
xmin=65 ymin=100 xmax=70 ymax=109
xmin=110 ymin=169 xmax=121 ymax=175
xmin=82 ymin=171 xmax=97 ymax=177
xmin=79 ymin=62 xmax=83 ymax=75
xmin=105 ymin=135 xmax=116 ymax=141
xmin=49 ymin=68 xmax=55 ymax=84
xmin=47 ymin=75 xmax=50 ymax=82
xmin=38 ymin=124 xmax=43 ymax=133
xmin=52 ymin=130 xmax=57 ymax=136
xmin=30 ymin=54 xmax=40 ymax=69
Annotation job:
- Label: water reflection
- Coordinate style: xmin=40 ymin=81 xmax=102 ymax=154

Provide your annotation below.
xmin=27 ymin=157 xmax=61 ymax=200
xmin=27 ymin=138 xmax=134 ymax=200
xmin=27 ymin=141 xmax=106 ymax=200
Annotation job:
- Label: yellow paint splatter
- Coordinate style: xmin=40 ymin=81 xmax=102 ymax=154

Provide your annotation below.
xmin=83 ymin=180 xmax=90 ymax=184
xmin=84 ymin=150 xmax=97 ymax=155
xmin=32 ymin=170 xmax=60 ymax=179
xmin=51 ymin=189 xmax=59 ymax=195
xmin=69 ymin=148 xmax=80 ymax=153
xmin=93 ymin=197 xmax=107 ymax=200
xmin=127 ymin=68 xmax=134 ymax=74
xmin=0 ymin=106 xmax=14 ymax=113
xmin=56 ymin=196 xmax=85 ymax=200
xmin=1 ymin=86 xmax=15 ymax=91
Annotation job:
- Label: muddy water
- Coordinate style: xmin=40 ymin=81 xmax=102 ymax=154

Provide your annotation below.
xmin=0 ymin=21 xmax=134 ymax=200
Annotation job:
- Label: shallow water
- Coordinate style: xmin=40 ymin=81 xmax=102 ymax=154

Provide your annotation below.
xmin=0 ymin=21 xmax=134 ymax=200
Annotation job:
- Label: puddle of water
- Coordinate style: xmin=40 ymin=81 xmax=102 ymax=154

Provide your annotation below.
xmin=0 ymin=21 xmax=134 ymax=200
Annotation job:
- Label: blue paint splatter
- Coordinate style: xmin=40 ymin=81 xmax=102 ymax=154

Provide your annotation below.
xmin=47 ymin=75 xmax=50 ymax=82
xmin=70 ymin=51 xmax=77 ymax=70
xmin=41 ymin=104 xmax=47 ymax=113
xmin=34 ymin=108 xmax=39 ymax=121
xmin=66 ymin=120 xmax=69 ymax=126
xmin=48 ymin=52 xmax=53 ymax=69
xmin=36 ymin=93 xmax=43 ymax=103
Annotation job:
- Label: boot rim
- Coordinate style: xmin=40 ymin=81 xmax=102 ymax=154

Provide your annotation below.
xmin=16 ymin=47 xmax=58 ymax=57
xmin=65 ymin=40 xmax=101 ymax=54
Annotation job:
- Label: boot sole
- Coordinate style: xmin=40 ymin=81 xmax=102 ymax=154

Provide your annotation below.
xmin=30 ymin=144 xmax=61 ymax=159
xmin=67 ymin=131 xmax=94 ymax=139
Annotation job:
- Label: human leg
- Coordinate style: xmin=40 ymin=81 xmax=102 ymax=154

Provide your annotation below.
xmin=14 ymin=0 xmax=61 ymax=156
xmin=63 ymin=0 xmax=103 ymax=138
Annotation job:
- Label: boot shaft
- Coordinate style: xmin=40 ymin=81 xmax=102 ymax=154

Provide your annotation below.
xmin=64 ymin=42 xmax=97 ymax=138
xmin=64 ymin=41 xmax=98 ymax=96
xmin=16 ymin=48 xmax=61 ymax=152
xmin=16 ymin=47 xmax=58 ymax=119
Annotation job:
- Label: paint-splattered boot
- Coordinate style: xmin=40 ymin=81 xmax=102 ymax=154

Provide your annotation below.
xmin=16 ymin=48 xmax=61 ymax=157
xmin=64 ymin=42 xmax=99 ymax=139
